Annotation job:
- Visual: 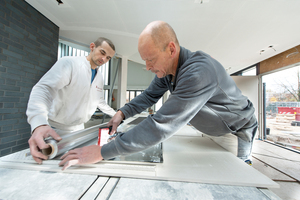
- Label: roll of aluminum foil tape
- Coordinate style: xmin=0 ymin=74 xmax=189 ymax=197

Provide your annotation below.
xmin=40 ymin=124 xmax=105 ymax=159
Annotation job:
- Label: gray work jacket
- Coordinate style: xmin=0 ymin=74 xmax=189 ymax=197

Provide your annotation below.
xmin=101 ymin=46 xmax=255 ymax=159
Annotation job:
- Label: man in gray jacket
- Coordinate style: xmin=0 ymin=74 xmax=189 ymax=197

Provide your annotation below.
xmin=60 ymin=21 xmax=257 ymax=170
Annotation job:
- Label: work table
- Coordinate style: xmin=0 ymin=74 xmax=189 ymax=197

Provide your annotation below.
xmin=0 ymin=115 xmax=281 ymax=200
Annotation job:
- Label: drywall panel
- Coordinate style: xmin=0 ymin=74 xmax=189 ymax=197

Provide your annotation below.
xmin=0 ymin=135 xmax=278 ymax=188
xmin=110 ymin=178 xmax=276 ymax=200
xmin=155 ymin=136 xmax=277 ymax=188
xmin=95 ymin=177 xmax=120 ymax=200
xmin=0 ymin=168 xmax=97 ymax=200
xmin=80 ymin=177 xmax=110 ymax=200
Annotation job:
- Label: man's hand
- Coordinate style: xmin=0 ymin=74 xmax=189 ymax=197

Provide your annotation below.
xmin=107 ymin=110 xmax=124 ymax=135
xmin=59 ymin=145 xmax=103 ymax=170
xmin=28 ymin=125 xmax=62 ymax=164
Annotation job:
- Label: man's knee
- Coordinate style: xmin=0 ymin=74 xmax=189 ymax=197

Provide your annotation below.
xmin=235 ymin=116 xmax=258 ymax=142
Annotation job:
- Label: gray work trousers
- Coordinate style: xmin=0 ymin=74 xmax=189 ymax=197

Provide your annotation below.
xmin=192 ymin=111 xmax=258 ymax=161
xmin=233 ymin=115 xmax=258 ymax=160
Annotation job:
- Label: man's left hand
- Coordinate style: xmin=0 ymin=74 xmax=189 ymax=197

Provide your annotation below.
xmin=59 ymin=145 xmax=103 ymax=170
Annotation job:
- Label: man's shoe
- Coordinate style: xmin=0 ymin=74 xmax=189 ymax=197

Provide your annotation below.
xmin=244 ymin=159 xmax=252 ymax=166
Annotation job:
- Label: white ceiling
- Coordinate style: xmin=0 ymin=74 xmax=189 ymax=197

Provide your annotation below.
xmin=25 ymin=0 xmax=300 ymax=74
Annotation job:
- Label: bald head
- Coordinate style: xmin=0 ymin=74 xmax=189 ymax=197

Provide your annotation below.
xmin=138 ymin=21 xmax=180 ymax=78
xmin=139 ymin=21 xmax=179 ymax=52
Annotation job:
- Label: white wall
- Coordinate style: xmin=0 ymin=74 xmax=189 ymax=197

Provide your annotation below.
xmin=109 ymin=59 xmax=154 ymax=90
xmin=127 ymin=61 xmax=155 ymax=90
xmin=231 ymin=76 xmax=259 ymax=119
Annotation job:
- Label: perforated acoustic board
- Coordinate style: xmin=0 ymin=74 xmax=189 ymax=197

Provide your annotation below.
xmin=0 ymin=116 xmax=278 ymax=188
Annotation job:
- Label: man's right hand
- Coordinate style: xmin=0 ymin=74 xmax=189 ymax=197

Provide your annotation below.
xmin=107 ymin=110 xmax=124 ymax=135
xmin=28 ymin=125 xmax=62 ymax=164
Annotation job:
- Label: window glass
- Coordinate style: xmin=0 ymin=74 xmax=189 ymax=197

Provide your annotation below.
xmin=263 ymin=65 xmax=300 ymax=149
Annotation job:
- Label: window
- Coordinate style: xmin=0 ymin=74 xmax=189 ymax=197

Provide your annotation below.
xmin=231 ymin=65 xmax=257 ymax=76
xmin=242 ymin=67 xmax=256 ymax=76
xmin=126 ymin=90 xmax=163 ymax=112
xmin=262 ymin=65 xmax=300 ymax=151
xmin=57 ymin=43 xmax=89 ymax=59
xmin=126 ymin=90 xmax=143 ymax=103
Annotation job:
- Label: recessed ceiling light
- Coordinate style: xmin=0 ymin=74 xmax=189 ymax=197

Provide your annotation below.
xmin=56 ymin=0 xmax=63 ymax=5
xmin=194 ymin=0 xmax=210 ymax=3
xmin=268 ymin=45 xmax=276 ymax=51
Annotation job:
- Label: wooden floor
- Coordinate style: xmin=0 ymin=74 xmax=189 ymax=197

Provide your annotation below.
xmin=252 ymin=140 xmax=300 ymax=200
xmin=208 ymin=133 xmax=300 ymax=200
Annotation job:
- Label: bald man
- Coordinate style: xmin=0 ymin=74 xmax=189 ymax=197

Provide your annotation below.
xmin=60 ymin=21 xmax=257 ymax=170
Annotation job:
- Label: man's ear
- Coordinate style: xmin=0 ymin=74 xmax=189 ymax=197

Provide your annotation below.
xmin=168 ymin=42 xmax=176 ymax=58
xmin=90 ymin=42 xmax=96 ymax=51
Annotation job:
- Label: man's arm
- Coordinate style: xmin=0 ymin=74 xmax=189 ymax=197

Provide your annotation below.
xmin=59 ymin=145 xmax=103 ymax=170
xmin=26 ymin=57 xmax=72 ymax=132
xmin=101 ymin=63 xmax=218 ymax=160
xmin=26 ymin=57 xmax=72 ymax=163
xmin=28 ymin=125 xmax=62 ymax=164
xmin=97 ymin=98 xmax=116 ymax=117
xmin=107 ymin=110 xmax=125 ymax=135
xmin=107 ymin=76 xmax=168 ymax=135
